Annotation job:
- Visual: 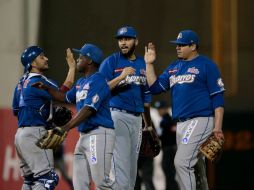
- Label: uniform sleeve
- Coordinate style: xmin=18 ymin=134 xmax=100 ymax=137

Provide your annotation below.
xmin=99 ymin=56 xmax=116 ymax=81
xmin=65 ymin=85 xmax=76 ymax=104
xmin=149 ymin=66 xmax=171 ymax=94
xmin=12 ymin=85 xmax=20 ymax=116
xmin=21 ymin=77 xmax=51 ymax=101
xmin=41 ymin=76 xmax=59 ymax=90
xmin=211 ymin=92 xmax=224 ymax=109
xmin=206 ymin=62 xmax=225 ymax=96
xmin=142 ymin=82 xmax=152 ymax=103
xmin=82 ymin=80 xmax=109 ymax=111
xmin=30 ymin=78 xmax=54 ymax=100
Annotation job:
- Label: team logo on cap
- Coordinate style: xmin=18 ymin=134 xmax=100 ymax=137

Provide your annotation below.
xmin=177 ymin=32 xmax=183 ymax=39
xmin=119 ymin=27 xmax=127 ymax=34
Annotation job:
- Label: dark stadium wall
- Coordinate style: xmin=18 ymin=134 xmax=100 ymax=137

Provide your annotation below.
xmin=38 ymin=0 xmax=254 ymax=112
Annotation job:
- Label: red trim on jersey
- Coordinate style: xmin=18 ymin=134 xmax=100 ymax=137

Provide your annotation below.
xmin=114 ymin=68 xmax=124 ymax=72
xmin=168 ymin=69 xmax=178 ymax=73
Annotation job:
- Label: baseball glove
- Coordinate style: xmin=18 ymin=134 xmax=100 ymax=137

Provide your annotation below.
xmin=139 ymin=126 xmax=161 ymax=158
xmin=52 ymin=106 xmax=72 ymax=126
xmin=36 ymin=127 xmax=67 ymax=149
xmin=36 ymin=106 xmax=72 ymax=149
xmin=199 ymin=133 xmax=224 ymax=163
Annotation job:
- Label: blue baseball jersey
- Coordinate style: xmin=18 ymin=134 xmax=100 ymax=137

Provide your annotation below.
xmin=65 ymin=72 xmax=114 ymax=132
xmin=99 ymin=52 xmax=151 ymax=113
xmin=149 ymin=55 xmax=225 ymax=119
xmin=12 ymin=73 xmax=58 ymax=127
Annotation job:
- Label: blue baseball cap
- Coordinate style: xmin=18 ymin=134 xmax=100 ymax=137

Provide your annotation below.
xmin=170 ymin=30 xmax=199 ymax=46
xmin=115 ymin=26 xmax=137 ymax=39
xmin=73 ymin=43 xmax=104 ymax=64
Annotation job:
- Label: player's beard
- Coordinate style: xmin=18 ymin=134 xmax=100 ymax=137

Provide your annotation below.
xmin=40 ymin=67 xmax=49 ymax=72
xmin=37 ymin=63 xmax=49 ymax=72
xmin=120 ymin=45 xmax=136 ymax=59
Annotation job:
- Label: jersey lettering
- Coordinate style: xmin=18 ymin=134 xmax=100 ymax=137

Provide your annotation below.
xmin=90 ymin=135 xmax=97 ymax=164
xmin=119 ymin=75 xmax=147 ymax=86
xmin=169 ymin=74 xmax=196 ymax=88
xmin=23 ymin=79 xmax=30 ymax=88
xmin=76 ymin=89 xmax=88 ymax=102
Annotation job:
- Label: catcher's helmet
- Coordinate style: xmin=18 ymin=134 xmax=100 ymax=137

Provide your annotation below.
xmin=115 ymin=26 xmax=137 ymax=39
xmin=21 ymin=46 xmax=44 ymax=72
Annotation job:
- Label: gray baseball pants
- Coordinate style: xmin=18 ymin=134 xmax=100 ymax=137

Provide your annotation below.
xmin=110 ymin=110 xmax=142 ymax=190
xmin=73 ymin=127 xmax=116 ymax=190
xmin=15 ymin=126 xmax=54 ymax=190
xmin=174 ymin=117 xmax=214 ymax=190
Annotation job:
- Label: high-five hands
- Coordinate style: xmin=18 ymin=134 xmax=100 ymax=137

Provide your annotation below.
xmin=66 ymin=48 xmax=76 ymax=69
xmin=144 ymin=43 xmax=156 ymax=64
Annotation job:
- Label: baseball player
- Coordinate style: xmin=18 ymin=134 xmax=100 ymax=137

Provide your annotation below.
xmin=32 ymin=43 xmax=116 ymax=190
xmin=12 ymin=46 xmax=76 ymax=190
xmin=99 ymin=26 xmax=153 ymax=189
xmin=144 ymin=30 xmax=225 ymax=190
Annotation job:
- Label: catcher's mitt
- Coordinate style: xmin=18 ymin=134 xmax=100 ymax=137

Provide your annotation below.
xmin=36 ymin=127 xmax=67 ymax=149
xmin=37 ymin=106 xmax=72 ymax=149
xmin=52 ymin=106 xmax=72 ymax=126
xmin=199 ymin=134 xmax=224 ymax=163
xmin=139 ymin=126 xmax=161 ymax=158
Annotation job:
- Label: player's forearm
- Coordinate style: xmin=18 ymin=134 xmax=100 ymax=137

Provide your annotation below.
xmin=214 ymin=107 xmax=224 ymax=131
xmin=108 ymin=75 xmax=125 ymax=90
xmin=62 ymin=106 xmax=94 ymax=131
xmin=142 ymin=103 xmax=153 ymax=127
xmin=146 ymin=63 xmax=157 ymax=86
xmin=47 ymin=87 xmax=66 ymax=102
xmin=62 ymin=67 xmax=75 ymax=89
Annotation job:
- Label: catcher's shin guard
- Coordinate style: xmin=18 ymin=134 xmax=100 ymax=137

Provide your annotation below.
xmin=34 ymin=170 xmax=59 ymax=190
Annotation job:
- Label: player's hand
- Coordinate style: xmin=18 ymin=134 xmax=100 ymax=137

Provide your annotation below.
xmin=119 ymin=67 xmax=136 ymax=80
xmin=144 ymin=43 xmax=156 ymax=65
xmin=213 ymin=128 xmax=224 ymax=141
xmin=66 ymin=48 xmax=76 ymax=69
xmin=31 ymin=82 xmax=48 ymax=90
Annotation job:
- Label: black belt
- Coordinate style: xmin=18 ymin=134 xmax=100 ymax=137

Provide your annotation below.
xmin=173 ymin=116 xmax=213 ymax=122
xmin=111 ymin=107 xmax=141 ymax=117
xmin=19 ymin=125 xmax=44 ymax=128
xmin=173 ymin=116 xmax=197 ymax=122
xmin=80 ymin=127 xmax=99 ymax=134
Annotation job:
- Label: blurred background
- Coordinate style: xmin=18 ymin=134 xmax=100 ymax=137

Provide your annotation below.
xmin=0 ymin=0 xmax=253 ymax=189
